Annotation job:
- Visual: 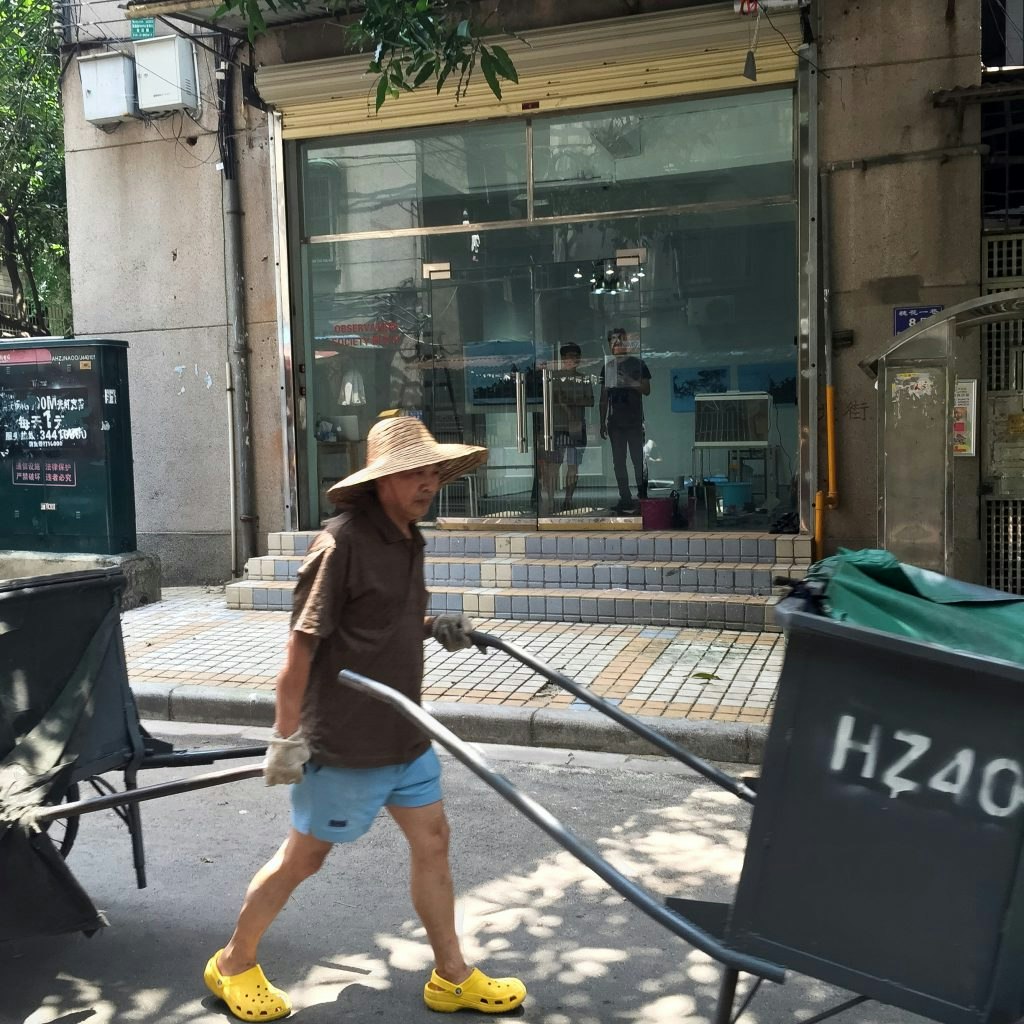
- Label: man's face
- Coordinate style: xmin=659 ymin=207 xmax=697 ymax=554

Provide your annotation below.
xmin=377 ymin=464 xmax=442 ymax=523
xmin=562 ymin=351 xmax=581 ymax=370
xmin=610 ymin=334 xmax=628 ymax=355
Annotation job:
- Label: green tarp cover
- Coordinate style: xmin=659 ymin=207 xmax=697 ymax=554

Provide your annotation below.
xmin=807 ymin=549 xmax=1024 ymax=664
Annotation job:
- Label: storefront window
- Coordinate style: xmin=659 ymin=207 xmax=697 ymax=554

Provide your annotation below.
xmin=533 ymin=90 xmax=794 ymax=216
xmin=299 ymin=121 xmax=528 ymax=236
xmin=294 ymin=89 xmax=799 ymax=526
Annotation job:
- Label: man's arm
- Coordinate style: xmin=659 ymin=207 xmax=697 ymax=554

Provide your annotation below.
xmin=640 ymin=361 xmax=651 ymax=397
xmin=274 ymin=629 xmax=317 ymax=737
xmin=599 ymin=384 xmax=609 ymax=437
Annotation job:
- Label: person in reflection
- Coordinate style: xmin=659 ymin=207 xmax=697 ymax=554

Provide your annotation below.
xmin=203 ymin=417 xmax=527 ymax=1021
xmin=600 ymin=327 xmax=652 ymax=514
xmin=541 ymin=343 xmax=595 ymax=513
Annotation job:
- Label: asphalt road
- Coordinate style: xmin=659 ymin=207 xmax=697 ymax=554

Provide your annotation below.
xmin=4 ymin=723 xmax=918 ymax=1024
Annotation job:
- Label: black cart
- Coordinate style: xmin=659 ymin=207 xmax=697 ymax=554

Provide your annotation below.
xmin=0 ymin=568 xmax=264 ymax=941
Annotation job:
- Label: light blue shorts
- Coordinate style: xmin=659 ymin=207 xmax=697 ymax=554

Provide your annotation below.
xmin=290 ymin=746 xmax=442 ymax=844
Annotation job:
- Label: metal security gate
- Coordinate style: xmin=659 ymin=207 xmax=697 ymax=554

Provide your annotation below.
xmin=986 ymin=497 xmax=1024 ymax=593
xmin=982 ymin=235 xmax=1024 ymax=593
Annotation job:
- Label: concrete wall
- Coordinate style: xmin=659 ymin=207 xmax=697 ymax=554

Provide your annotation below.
xmin=818 ymin=0 xmax=982 ymax=570
xmin=64 ymin=2 xmax=282 ymax=582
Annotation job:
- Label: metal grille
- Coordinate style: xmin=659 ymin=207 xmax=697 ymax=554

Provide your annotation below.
xmin=985 ymin=317 xmax=1024 ymax=391
xmin=983 ymin=236 xmax=1024 ymax=390
xmin=986 ymin=497 xmax=1024 ymax=594
xmin=986 ymin=234 xmax=1024 ymax=281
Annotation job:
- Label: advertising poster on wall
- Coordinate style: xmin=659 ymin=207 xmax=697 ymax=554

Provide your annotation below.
xmin=952 ymin=378 xmax=976 ymax=457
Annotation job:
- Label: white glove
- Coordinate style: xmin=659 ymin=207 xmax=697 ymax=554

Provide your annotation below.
xmin=431 ymin=613 xmax=474 ymax=651
xmin=263 ymin=729 xmax=310 ymax=786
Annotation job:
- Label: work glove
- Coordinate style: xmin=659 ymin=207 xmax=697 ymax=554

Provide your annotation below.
xmin=263 ymin=728 xmax=310 ymax=786
xmin=431 ymin=613 xmax=475 ymax=652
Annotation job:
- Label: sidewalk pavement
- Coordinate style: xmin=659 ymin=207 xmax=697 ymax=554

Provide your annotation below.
xmin=124 ymin=587 xmax=785 ymax=763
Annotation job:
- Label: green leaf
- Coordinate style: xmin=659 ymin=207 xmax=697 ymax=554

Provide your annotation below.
xmin=488 ymin=44 xmax=518 ymax=84
xmin=375 ymin=74 xmax=389 ymax=112
xmin=436 ymin=62 xmax=452 ymax=93
xmin=479 ymin=49 xmax=501 ymax=100
xmin=412 ymin=59 xmax=436 ymax=88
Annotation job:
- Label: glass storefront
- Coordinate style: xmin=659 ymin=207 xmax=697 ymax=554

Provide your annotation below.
xmin=291 ymin=90 xmax=798 ymax=528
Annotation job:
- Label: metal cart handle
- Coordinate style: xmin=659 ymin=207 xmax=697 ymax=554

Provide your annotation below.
xmin=469 ymin=631 xmax=757 ymax=805
xmin=33 ymin=764 xmax=264 ymax=824
xmin=338 ymin=668 xmax=785 ymax=983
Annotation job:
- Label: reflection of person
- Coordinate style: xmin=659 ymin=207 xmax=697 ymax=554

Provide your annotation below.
xmin=204 ymin=418 xmax=527 ymax=1021
xmin=642 ymin=437 xmax=661 ymax=494
xmin=600 ymin=328 xmax=651 ymax=513
xmin=338 ymin=366 xmax=365 ymax=406
xmin=541 ymin=344 xmax=594 ymax=513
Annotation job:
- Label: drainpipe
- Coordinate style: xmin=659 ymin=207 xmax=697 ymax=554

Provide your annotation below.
xmin=219 ymin=39 xmax=258 ymax=569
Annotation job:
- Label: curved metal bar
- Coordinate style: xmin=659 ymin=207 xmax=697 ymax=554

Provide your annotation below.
xmin=140 ymin=744 xmax=268 ymax=769
xmin=33 ymin=764 xmax=264 ymax=824
xmin=338 ymin=669 xmax=784 ymax=983
xmin=469 ymin=631 xmax=757 ymax=804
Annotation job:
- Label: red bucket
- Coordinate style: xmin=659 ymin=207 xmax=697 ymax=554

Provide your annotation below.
xmin=639 ymin=497 xmax=673 ymax=530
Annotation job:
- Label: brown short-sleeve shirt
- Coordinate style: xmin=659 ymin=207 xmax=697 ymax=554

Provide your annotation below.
xmin=290 ymin=495 xmax=430 ymax=769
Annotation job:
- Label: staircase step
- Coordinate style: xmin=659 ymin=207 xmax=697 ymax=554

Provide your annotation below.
xmin=246 ymin=552 xmax=801 ymax=595
xmin=267 ymin=529 xmax=812 ymax=564
xmin=267 ymin=531 xmax=320 ymax=556
xmin=225 ymin=579 xmax=781 ymax=631
xmin=426 ymin=558 xmax=796 ymax=596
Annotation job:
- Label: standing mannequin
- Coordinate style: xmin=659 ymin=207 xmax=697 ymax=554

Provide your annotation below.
xmin=599 ymin=328 xmax=651 ymax=514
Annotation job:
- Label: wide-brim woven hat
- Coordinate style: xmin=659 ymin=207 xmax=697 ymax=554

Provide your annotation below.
xmin=327 ymin=416 xmax=487 ymax=502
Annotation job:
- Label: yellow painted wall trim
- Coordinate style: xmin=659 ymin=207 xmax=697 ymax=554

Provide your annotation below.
xmin=256 ymin=4 xmax=801 ymax=140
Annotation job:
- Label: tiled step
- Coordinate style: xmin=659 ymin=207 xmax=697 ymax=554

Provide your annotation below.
xmin=246 ymin=553 xmax=799 ymax=596
xmin=268 ymin=531 xmax=319 ymax=556
xmin=427 ymin=558 xmax=797 ymax=596
xmin=225 ymin=578 xmax=781 ymax=631
xmin=267 ymin=529 xmax=812 ymax=564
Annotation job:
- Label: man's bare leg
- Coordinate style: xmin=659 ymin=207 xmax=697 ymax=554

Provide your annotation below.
xmin=388 ymin=801 xmax=470 ymax=985
xmin=218 ymin=828 xmax=332 ymax=975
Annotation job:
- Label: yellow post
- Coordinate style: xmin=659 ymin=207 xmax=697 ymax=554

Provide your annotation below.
xmin=814 ymin=489 xmax=825 ymax=562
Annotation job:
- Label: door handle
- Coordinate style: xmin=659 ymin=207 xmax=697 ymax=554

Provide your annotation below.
xmin=514 ymin=371 xmax=528 ymax=454
xmin=541 ymin=367 xmax=554 ymax=452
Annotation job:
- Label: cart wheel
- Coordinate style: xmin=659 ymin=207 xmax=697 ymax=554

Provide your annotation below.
xmin=44 ymin=783 xmax=81 ymax=859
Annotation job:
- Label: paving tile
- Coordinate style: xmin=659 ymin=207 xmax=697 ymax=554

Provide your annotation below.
xmin=124 ymin=589 xmax=783 ymax=727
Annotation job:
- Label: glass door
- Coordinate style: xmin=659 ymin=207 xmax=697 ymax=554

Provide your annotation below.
xmin=424 ymin=264 xmax=538 ymax=520
xmin=424 ymin=258 xmax=648 ymax=522
xmin=534 ymin=259 xmax=646 ymax=518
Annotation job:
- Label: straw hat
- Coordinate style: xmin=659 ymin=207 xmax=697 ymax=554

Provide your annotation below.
xmin=327 ymin=416 xmax=487 ymax=502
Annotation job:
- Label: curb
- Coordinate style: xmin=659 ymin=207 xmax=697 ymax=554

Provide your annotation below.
xmin=133 ymin=683 xmax=767 ymax=764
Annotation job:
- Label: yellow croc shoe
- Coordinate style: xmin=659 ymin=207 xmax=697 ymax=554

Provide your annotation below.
xmin=424 ymin=967 xmax=527 ymax=1014
xmin=204 ymin=949 xmax=292 ymax=1021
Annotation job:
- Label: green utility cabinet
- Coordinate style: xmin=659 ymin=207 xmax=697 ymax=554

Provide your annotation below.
xmin=0 ymin=338 xmax=136 ymax=554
